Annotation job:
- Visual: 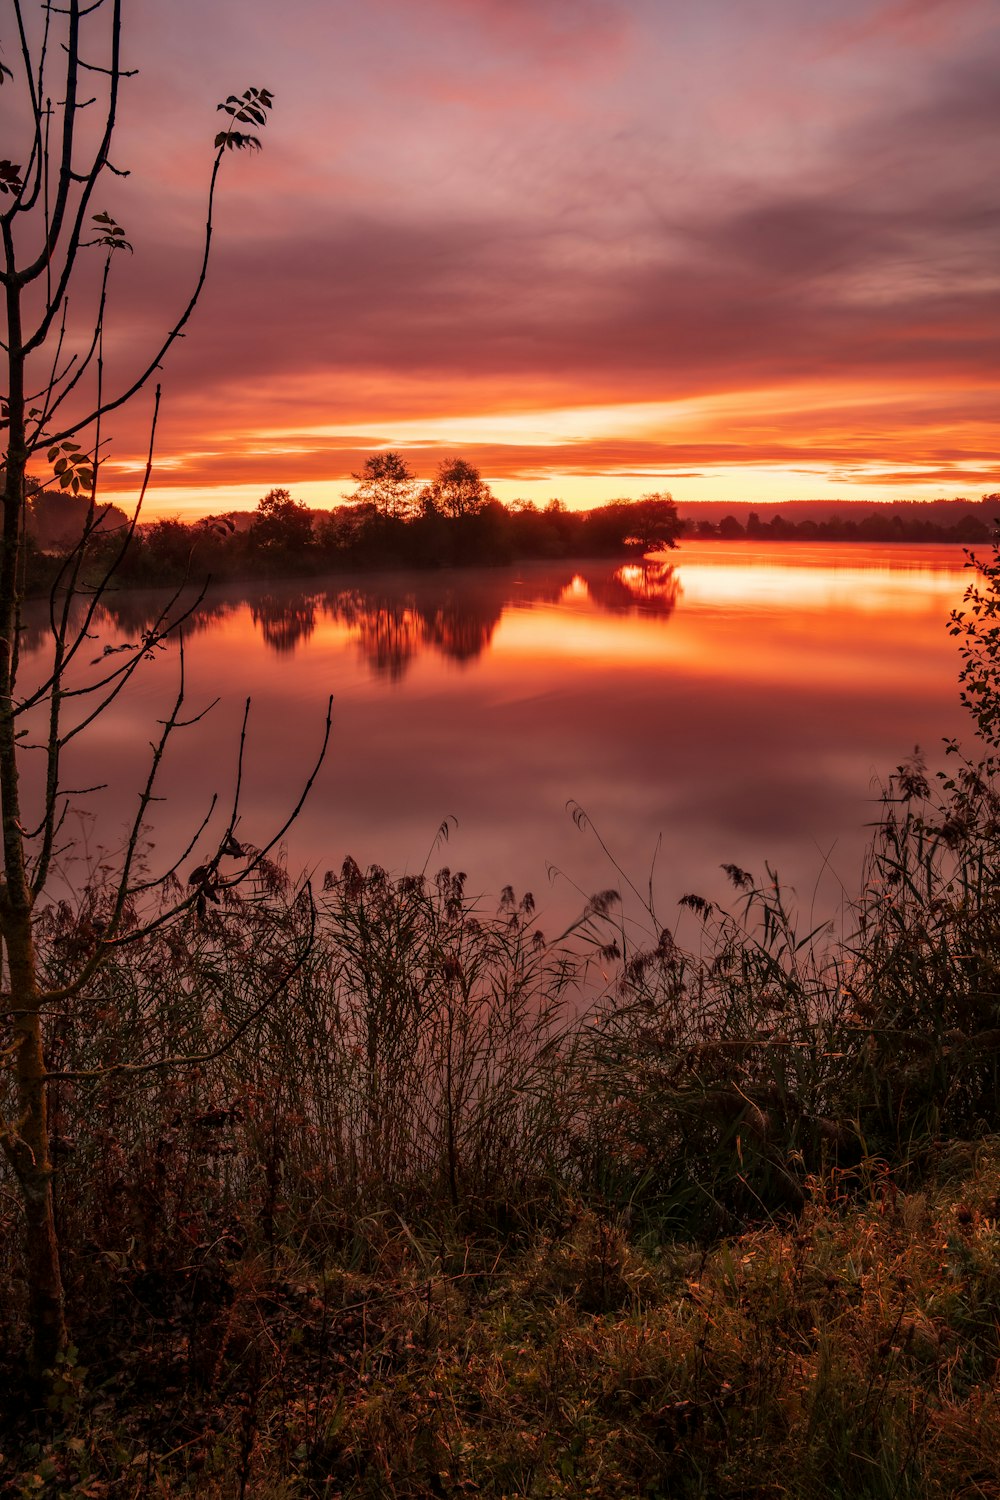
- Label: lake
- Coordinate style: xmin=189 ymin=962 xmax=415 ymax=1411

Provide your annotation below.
xmin=23 ymin=540 xmax=976 ymax=940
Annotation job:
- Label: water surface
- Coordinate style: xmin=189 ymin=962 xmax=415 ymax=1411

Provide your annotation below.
xmin=24 ymin=541 xmax=975 ymax=936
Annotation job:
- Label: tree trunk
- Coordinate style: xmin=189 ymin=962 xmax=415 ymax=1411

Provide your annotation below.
xmin=0 ymin=271 xmax=68 ymax=1374
xmin=4 ymin=930 xmax=68 ymax=1374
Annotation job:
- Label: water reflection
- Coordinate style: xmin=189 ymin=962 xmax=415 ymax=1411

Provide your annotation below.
xmin=324 ymin=581 xmax=506 ymax=680
xmin=579 ymin=560 xmax=681 ymax=616
xmin=15 ymin=544 xmax=973 ymax=932
xmin=251 ymin=595 xmax=318 ymax=654
xmin=86 ymin=561 xmax=681 ymax=679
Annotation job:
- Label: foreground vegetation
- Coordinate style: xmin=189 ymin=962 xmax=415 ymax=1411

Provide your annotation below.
xmin=4 ymin=4 xmax=998 ymax=1488
xmin=3 ymin=715 xmax=1000 ymax=1493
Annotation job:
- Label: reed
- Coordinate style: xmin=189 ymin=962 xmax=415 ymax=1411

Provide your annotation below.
xmin=5 ymin=675 xmax=1000 ymax=1492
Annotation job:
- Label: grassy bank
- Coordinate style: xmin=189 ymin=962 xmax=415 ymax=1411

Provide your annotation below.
xmin=5 ymin=1149 xmax=1000 ymax=1498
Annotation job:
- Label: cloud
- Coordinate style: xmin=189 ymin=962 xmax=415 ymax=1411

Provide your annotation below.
xmin=820 ymin=0 xmax=994 ymax=52
xmin=30 ymin=0 xmax=998 ymax=509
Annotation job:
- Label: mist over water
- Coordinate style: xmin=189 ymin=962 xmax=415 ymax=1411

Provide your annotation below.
xmin=23 ymin=541 xmax=972 ymax=937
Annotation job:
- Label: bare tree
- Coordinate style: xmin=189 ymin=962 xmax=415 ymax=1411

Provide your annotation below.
xmin=0 ymin=1 xmax=328 ymax=1374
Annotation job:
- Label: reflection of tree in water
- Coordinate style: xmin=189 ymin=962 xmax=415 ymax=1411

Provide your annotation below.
xmin=250 ymin=595 xmax=318 ymax=654
xmin=326 ymin=591 xmax=422 ymax=682
xmin=23 ymin=561 xmax=681 ymax=681
xmin=578 ymin=560 xmax=681 ymax=617
xmin=324 ymin=583 xmax=504 ymax=681
xmin=418 ymin=598 xmax=498 ymax=664
xmin=16 ymin=593 xmax=240 ymax=660
xmin=90 ymin=595 xmax=240 ymax=641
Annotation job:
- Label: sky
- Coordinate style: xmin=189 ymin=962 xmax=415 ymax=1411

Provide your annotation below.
xmin=9 ymin=0 xmax=1000 ymax=515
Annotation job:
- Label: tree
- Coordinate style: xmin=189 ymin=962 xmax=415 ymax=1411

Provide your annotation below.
xmin=27 ymin=485 xmax=128 ymax=552
xmin=952 ymin=533 xmax=1000 ymax=747
xmin=621 ymin=493 xmax=680 ymax=552
xmin=0 ymin=3 xmax=327 ymax=1375
xmin=584 ymin=494 xmax=680 ymax=555
xmin=249 ymin=487 xmax=315 ymax=555
xmin=421 ymin=457 xmax=492 ymax=519
xmin=346 ymin=451 xmax=417 ymax=521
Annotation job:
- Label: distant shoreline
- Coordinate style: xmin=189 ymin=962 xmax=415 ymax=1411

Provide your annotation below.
xmin=23 ymin=491 xmax=996 ymax=600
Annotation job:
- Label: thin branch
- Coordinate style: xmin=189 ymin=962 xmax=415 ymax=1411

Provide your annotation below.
xmin=60 ymin=44 xmax=136 ymax=79
xmin=38 ymin=139 xmax=225 ymax=436
xmin=16 ymin=0 xmax=123 ymax=309
xmin=30 ymin=256 xmax=111 ymax=435
xmin=126 ymin=793 xmax=219 ymax=895
xmin=215 ymin=696 xmax=334 ymax=896
xmin=0 ymin=1 xmax=47 ymax=222
xmin=14 ymin=387 xmax=163 ymax=716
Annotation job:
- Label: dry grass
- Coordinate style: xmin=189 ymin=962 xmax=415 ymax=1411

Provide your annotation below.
xmin=4 ymin=1149 xmax=1000 ymax=1496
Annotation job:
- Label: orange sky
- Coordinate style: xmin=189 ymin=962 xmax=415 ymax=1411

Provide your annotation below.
xmin=10 ymin=0 xmax=999 ymax=516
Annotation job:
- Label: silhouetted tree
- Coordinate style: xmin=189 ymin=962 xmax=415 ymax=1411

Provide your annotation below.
xmin=249 ymin=487 xmax=314 ymax=555
xmin=25 ymin=485 xmax=128 ymax=553
xmin=421 ymin=457 xmax=492 ymax=519
xmin=347 ymin=452 xmax=418 ymax=521
xmin=585 ymin=494 xmax=680 ymax=555
xmin=316 ymin=501 xmax=380 ymax=558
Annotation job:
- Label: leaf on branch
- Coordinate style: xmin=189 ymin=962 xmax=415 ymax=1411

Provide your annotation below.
xmin=215 ymin=86 xmax=273 ymax=152
xmin=216 ymin=131 xmax=262 ymax=152
xmin=0 ymin=159 xmax=24 ymax=195
xmin=89 ymin=210 xmax=132 ymax=253
xmin=189 ymin=865 xmax=221 ymax=907
xmin=48 ymin=442 xmax=95 ymax=496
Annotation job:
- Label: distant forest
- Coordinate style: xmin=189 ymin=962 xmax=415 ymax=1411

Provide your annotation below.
xmin=678 ymin=494 xmax=1000 ymax=542
xmin=21 ymin=453 xmax=1000 ymax=590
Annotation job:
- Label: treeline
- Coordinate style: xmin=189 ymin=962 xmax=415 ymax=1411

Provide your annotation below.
xmin=24 ymin=456 xmax=680 ymax=588
xmin=681 ymin=494 xmax=1000 ymax=543
xmin=23 ymin=458 xmax=1000 ymax=595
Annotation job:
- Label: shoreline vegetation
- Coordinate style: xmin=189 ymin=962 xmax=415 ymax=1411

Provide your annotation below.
xmin=4 ymin=549 xmax=1000 ymax=1493
xmin=21 ymin=464 xmax=1000 ymax=594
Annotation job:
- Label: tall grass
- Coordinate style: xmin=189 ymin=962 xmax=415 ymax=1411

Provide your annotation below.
xmin=3 ymin=733 xmax=995 ymax=1306
xmin=5 ymin=693 xmax=1000 ymax=1491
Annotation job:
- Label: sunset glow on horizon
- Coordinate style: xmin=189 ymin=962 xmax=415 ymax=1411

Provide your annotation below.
xmin=33 ymin=0 xmax=996 ymax=518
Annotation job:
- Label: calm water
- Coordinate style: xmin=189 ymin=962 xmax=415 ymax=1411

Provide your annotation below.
xmin=23 ymin=541 xmax=975 ymax=935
